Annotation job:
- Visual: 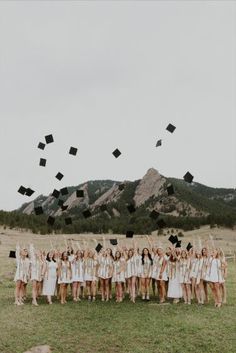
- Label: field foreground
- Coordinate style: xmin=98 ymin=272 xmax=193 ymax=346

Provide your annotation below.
xmin=0 ymin=227 xmax=236 ymax=353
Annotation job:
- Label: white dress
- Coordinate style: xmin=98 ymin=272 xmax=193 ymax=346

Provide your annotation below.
xmin=201 ymin=257 xmax=211 ymax=281
xmin=140 ymin=257 xmax=152 ymax=278
xmin=206 ymin=258 xmax=223 ymax=283
xmin=167 ymin=261 xmax=183 ymax=299
xmin=112 ymin=258 xmax=126 ymax=283
xmin=125 ymin=255 xmax=139 ymax=278
xmin=71 ymin=259 xmax=84 ymax=283
xmin=191 ymin=258 xmax=203 ymax=285
xmin=42 ymin=260 xmax=58 ymax=296
xmin=58 ymin=260 xmax=72 ymax=284
xmin=152 ymin=255 xmax=168 ymax=281
xmin=179 ymin=259 xmax=191 ymax=284
xmin=98 ymin=256 xmax=114 ymax=279
xmin=84 ymin=258 xmax=98 ymax=282
xmin=14 ymin=245 xmax=30 ymax=283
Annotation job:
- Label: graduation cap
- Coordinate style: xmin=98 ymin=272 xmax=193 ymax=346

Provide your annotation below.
xmin=168 ymin=235 xmax=178 ymax=244
xmin=149 ymin=210 xmax=160 ymax=220
xmin=34 ymin=206 xmax=44 ymax=215
xmin=38 ymin=142 xmax=45 ymax=150
xmin=9 ymin=250 xmax=16 ymax=259
xmin=45 ymin=134 xmax=54 ymax=144
xmin=52 ymin=189 xmax=60 ymax=198
xmin=100 ymin=204 xmax=107 ymax=212
xmin=118 ymin=184 xmax=125 ymax=191
xmin=166 ymin=184 xmax=174 ymax=196
xmin=69 ymin=147 xmax=78 ymax=156
xmin=83 ymin=209 xmax=91 ymax=218
xmin=47 ymin=216 xmax=55 ymax=226
xmin=186 ymin=242 xmax=193 ymax=251
xmin=39 ymin=158 xmax=47 ymax=167
xmin=112 ymin=148 xmax=121 ymax=158
xmin=18 ymin=186 xmax=27 ymax=195
xmin=55 ymin=172 xmax=64 ymax=181
xmin=61 ymin=205 xmax=69 ymax=211
xmin=60 ymin=187 xmax=68 ymax=196
xmin=156 ymin=139 xmax=162 ymax=147
xmin=157 ymin=219 xmax=166 ymax=228
xmin=166 ymin=123 xmax=176 ymax=133
xmin=127 ymin=204 xmax=136 ymax=214
xmin=126 ymin=230 xmax=134 ymax=238
xmin=65 ymin=217 xmax=72 ymax=225
xmin=175 ymin=240 xmax=182 ymax=248
xmin=25 ymin=188 xmax=35 ymax=197
xmin=110 ymin=239 xmax=118 ymax=246
xmin=58 ymin=199 xmax=64 ymax=207
xmin=95 ymin=243 xmax=103 ymax=253
xmin=184 ymin=172 xmax=194 ymax=184
xmin=76 ymin=190 xmax=84 ymax=198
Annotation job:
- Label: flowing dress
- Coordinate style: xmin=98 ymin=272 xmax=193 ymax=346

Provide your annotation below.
xmin=42 ymin=260 xmax=58 ymax=296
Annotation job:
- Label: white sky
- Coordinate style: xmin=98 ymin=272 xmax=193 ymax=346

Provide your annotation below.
xmin=0 ymin=1 xmax=235 ymax=211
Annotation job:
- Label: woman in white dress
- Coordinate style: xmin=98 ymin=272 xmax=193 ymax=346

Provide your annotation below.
xmin=218 ymin=248 xmax=227 ymax=304
xmin=201 ymin=247 xmax=210 ymax=303
xmin=84 ymin=249 xmax=98 ymax=302
xmin=140 ymin=248 xmax=153 ymax=301
xmin=152 ymin=247 xmax=168 ymax=303
xmin=71 ymin=250 xmax=84 ymax=302
xmin=124 ymin=248 xmax=139 ymax=303
xmin=42 ymin=251 xmax=58 ymax=304
xmin=58 ymin=251 xmax=72 ymax=304
xmin=207 ymin=249 xmax=223 ymax=308
xmin=167 ymin=250 xmax=182 ymax=303
xmin=97 ymin=249 xmax=114 ymax=301
xmin=29 ymin=244 xmax=44 ymax=306
xmin=179 ymin=250 xmax=192 ymax=304
xmin=112 ymin=250 xmax=126 ymax=302
xmin=14 ymin=244 xmax=30 ymax=305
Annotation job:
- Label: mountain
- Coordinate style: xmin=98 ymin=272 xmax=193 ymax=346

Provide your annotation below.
xmin=12 ymin=168 xmax=235 ymax=234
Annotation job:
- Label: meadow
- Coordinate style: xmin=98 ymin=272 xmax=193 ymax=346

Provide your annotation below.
xmin=0 ymin=227 xmax=236 ymax=353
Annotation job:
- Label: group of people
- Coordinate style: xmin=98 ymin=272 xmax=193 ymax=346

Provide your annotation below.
xmin=13 ymin=237 xmax=227 ymax=308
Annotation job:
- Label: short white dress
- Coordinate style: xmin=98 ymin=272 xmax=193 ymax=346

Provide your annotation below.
xmin=84 ymin=258 xmax=98 ymax=282
xmin=71 ymin=259 xmax=84 ymax=283
xmin=125 ymin=255 xmax=139 ymax=278
xmin=167 ymin=261 xmax=183 ymax=299
xmin=98 ymin=256 xmax=114 ymax=279
xmin=151 ymin=255 xmax=168 ymax=281
xmin=191 ymin=258 xmax=203 ymax=285
xmin=201 ymin=257 xmax=211 ymax=281
xmin=42 ymin=260 xmax=58 ymax=296
xmin=179 ymin=259 xmax=191 ymax=284
xmin=206 ymin=258 xmax=223 ymax=283
xmin=112 ymin=258 xmax=126 ymax=283
xmin=58 ymin=260 xmax=72 ymax=284
xmin=140 ymin=257 xmax=152 ymax=279
xmin=14 ymin=245 xmax=30 ymax=283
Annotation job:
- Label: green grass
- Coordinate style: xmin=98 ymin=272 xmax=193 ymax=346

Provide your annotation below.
xmin=0 ymin=264 xmax=236 ymax=353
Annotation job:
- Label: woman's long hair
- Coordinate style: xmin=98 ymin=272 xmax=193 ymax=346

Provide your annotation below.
xmin=141 ymin=248 xmax=153 ymax=266
xmin=46 ymin=252 xmax=56 ymax=262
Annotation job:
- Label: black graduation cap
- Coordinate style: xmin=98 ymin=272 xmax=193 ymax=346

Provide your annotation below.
xmin=38 ymin=142 xmax=46 ymax=150
xmin=126 ymin=230 xmax=134 ymax=238
xmin=110 ymin=239 xmax=118 ymax=246
xmin=34 ymin=206 xmax=44 ymax=215
xmin=61 ymin=205 xmax=69 ymax=211
xmin=55 ymin=172 xmax=64 ymax=181
xmin=65 ymin=217 xmax=72 ymax=225
xmin=25 ymin=188 xmax=35 ymax=197
xmin=18 ymin=186 xmax=27 ymax=195
xmin=9 ymin=250 xmax=16 ymax=258
xmin=83 ymin=209 xmax=91 ymax=218
xmin=157 ymin=219 xmax=166 ymax=228
xmin=166 ymin=184 xmax=174 ymax=196
xmin=58 ymin=199 xmax=64 ymax=207
xmin=175 ymin=240 xmax=182 ymax=248
xmin=45 ymin=134 xmax=54 ymax=144
xmin=184 ymin=172 xmax=194 ymax=184
xmin=76 ymin=190 xmax=84 ymax=198
xmin=52 ymin=189 xmax=60 ymax=198
xmin=47 ymin=216 xmax=55 ymax=226
xmin=156 ymin=139 xmax=162 ymax=147
xmin=127 ymin=204 xmax=136 ymax=214
xmin=69 ymin=147 xmax=78 ymax=156
xmin=39 ymin=158 xmax=47 ymax=167
xmin=149 ymin=210 xmax=160 ymax=220
xmin=95 ymin=243 xmax=103 ymax=253
xmin=112 ymin=148 xmax=121 ymax=158
xmin=118 ymin=184 xmax=125 ymax=191
xmin=168 ymin=235 xmax=178 ymax=244
xmin=60 ymin=187 xmax=69 ymax=196
xmin=186 ymin=243 xmax=193 ymax=251
xmin=166 ymin=123 xmax=176 ymax=133
xmin=100 ymin=204 xmax=107 ymax=212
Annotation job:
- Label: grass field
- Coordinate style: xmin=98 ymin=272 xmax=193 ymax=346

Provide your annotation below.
xmin=0 ymin=227 xmax=236 ymax=353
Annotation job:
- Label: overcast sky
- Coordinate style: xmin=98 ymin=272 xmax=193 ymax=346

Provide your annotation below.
xmin=0 ymin=1 xmax=235 ymax=211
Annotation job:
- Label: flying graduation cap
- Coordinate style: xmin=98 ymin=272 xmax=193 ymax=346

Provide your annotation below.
xmin=52 ymin=189 xmax=60 ymax=198
xmin=95 ymin=243 xmax=103 ymax=253
xmin=39 ymin=158 xmax=47 ymax=167
xmin=126 ymin=230 xmax=134 ymax=238
xmin=34 ymin=206 xmax=44 ymax=215
xmin=69 ymin=147 xmax=78 ymax=156
xmin=186 ymin=242 xmax=193 ymax=251
xmin=166 ymin=123 xmax=176 ymax=133
xmin=175 ymin=240 xmax=182 ymax=248
xmin=25 ymin=188 xmax=35 ymax=197
xmin=55 ymin=172 xmax=64 ymax=181
xmin=168 ymin=235 xmax=178 ymax=244
xmin=9 ymin=250 xmax=16 ymax=259
xmin=184 ymin=171 xmax=194 ymax=184
xmin=18 ymin=186 xmax=27 ymax=195
xmin=38 ymin=142 xmax=46 ymax=150
xmin=45 ymin=134 xmax=54 ymax=144
xmin=112 ymin=148 xmax=122 ymax=158
xmin=110 ymin=239 xmax=118 ymax=246
xmin=156 ymin=139 xmax=162 ymax=147
xmin=60 ymin=187 xmax=69 ymax=196
xmin=76 ymin=190 xmax=84 ymax=198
